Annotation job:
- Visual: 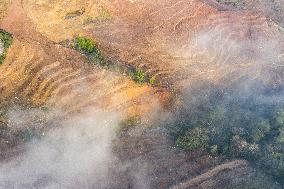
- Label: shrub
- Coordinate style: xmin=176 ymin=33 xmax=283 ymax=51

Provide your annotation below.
xmin=207 ymin=105 xmax=225 ymax=122
xmin=210 ymin=145 xmax=218 ymax=155
xmin=276 ymin=128 xmax=284 ymax=143
xmin=275 ymin=110 xmax=284 ymax=127
xmin=75 ymin=36 xmax=107 ymax=66
xmin=250 ymin=120 xmax=270 ymax=142
xmin=89 ymin=47 xmax=105 ymax=65
xmin=149 ymin=76 xmax=156 ymax=85
xmin=73 ymin=36 xmax=152 ymax=85
xmin=216 ymin=0 xmax=245 ymax=8
xmin=130 ymin=68 xmax=145 ymax=83
xmin=0 ymin=29 xmax=13 ymax=65
xmin=176 ymin=127 xmax=209 ymax=151
xmin=75 ymin=36 xmax=95 ymax=53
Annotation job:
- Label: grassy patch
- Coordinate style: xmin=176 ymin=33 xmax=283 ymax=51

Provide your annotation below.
xmin=0 ymin=29 xmax=13 ymax=65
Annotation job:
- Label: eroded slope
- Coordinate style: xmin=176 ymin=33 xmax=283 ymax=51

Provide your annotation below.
xmin=0 ymin=0 xmax=283 ymax=188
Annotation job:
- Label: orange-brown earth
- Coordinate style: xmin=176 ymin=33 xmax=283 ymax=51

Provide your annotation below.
xmin=0 ymin=0 xmax=283 ymax=188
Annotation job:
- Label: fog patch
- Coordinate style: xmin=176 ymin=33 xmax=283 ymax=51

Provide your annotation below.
xmin=178 ymin=24 xmax=284 ymax=70
xmin=0 ymin=108 xmax=122 ymax=189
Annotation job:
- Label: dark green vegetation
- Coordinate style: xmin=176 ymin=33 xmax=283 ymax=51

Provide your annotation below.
xmin=15 ymin=129 xmax=40 ymax=142
xmin=74 ymin=35 xmax=118 ymax=68
xmin=129 ymin=68 xmax=145 ymax=83
xmin=226 ymin=172 xmax=281 ymax=189
xmin=0 ymin=111 xmax=40 ymax=146
xmin=0 ymin=105 xmax=51 ymax=146
xmin=0 ymin=123 xmax=40 ymax=145
xmin=69 ymin=36 xmax=154 ymax=85
xmin=149 ymin=76 xmax=156 ymax=86
xmin=217 ymin=0 xmax=245 ymax=9
xmin=167 ymin=79 xmax=284 ymax=186
xmin=76 ymin=36 xmax=95 ymax=53
xmin=0 ymin=29 xmax=13 ymax=65
xmin=176 ymin=127 xmax=209 ymax=151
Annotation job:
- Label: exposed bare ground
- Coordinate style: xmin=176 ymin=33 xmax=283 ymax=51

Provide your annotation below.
xmin=0 ymin=0 xmax=283 ymax=188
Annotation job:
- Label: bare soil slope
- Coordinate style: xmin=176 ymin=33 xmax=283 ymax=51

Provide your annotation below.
xmin=0 ymin=0 xmax=283 ymax=188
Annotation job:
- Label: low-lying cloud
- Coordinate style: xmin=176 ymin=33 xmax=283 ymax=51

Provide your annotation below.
xmin=0 ymin=108 xmax=121 ymax=189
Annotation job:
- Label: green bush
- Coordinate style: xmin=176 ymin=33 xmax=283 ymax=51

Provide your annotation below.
xmin=0 ymin=29 xmax=13 ymax=65
xmin=75 ymin=36 xmax=95 ymax=53
xmin=251 ymin=120 xmax=270 ymax=142
xmin=275 ymin=110 xmax=284 ymax=126
xmin=216 ymin=0 xmax=245 ymax=8
xmin=75 ymin=36 xmax=107 ymax=66
xmin=89 ymin=47 xmax=105 ymax=65
xmin=176 ymin=127 xmax=209 ymax=151
xmin=130 ymin=68 xmax=145 ymax=83
xmin=73 ymin=36 xmax=152 ymax=85
xmin=149 ymin=76 xmax=156 ymax=85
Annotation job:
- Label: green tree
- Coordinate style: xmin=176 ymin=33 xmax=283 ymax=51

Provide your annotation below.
xmin=176 ymin=127 xmax=209 ymax=151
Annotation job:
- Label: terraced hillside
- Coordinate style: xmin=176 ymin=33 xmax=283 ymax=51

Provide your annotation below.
xmin=0 ymin=0 xmax=283 ymax=188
